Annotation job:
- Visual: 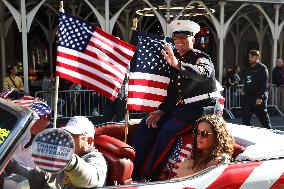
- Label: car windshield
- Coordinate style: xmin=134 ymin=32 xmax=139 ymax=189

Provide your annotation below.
xmin=0 ymin=108 xmax=17 ymax=145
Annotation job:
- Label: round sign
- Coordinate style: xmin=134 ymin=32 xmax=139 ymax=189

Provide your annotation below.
xmin=31 ymin=128 xmax=75 ymax=173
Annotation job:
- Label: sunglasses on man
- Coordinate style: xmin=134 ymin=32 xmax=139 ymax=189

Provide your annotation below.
xmin=193 ymin=129 xmax=213 ymax=138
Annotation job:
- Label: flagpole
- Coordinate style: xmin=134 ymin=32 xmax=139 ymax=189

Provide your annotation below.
xmin=124 ymin=18 xmax=138 ymax=143
xmin=53 ymin=76 xmax=59 ymax=128
xmin=53 ymin=1 xmax=64 ymax=128
xmin=124 ymin=109 xmax=129 ymax=143
xmin=124 ymin=69 xmax=130 ymax=143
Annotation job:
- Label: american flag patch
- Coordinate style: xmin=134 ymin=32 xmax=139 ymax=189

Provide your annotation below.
xmin=31 ymin=128 xmax=74 ymax=173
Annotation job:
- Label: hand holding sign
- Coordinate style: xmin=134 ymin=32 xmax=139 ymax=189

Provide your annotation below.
xmin=31 ymin=128 xmax=75 ymax=173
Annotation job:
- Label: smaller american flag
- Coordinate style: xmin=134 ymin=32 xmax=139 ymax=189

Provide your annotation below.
xmin=31 ymin=128 xmax=74 ymax=173
xmin=127 ymin=32 xmax=175 ymax=112
xmin=0 ymin=87 xmax=15 ymax=98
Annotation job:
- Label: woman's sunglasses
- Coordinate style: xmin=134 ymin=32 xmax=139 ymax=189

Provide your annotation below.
xmin=193 ymin=129 xmax=213 ymax=138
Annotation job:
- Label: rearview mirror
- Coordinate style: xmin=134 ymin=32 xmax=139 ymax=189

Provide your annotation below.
xmin=3 ymin=173 xmax=30 ymax=189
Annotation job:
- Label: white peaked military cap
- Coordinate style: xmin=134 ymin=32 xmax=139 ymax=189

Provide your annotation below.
xmin=169 ymin=20 xmax=200 ymax=36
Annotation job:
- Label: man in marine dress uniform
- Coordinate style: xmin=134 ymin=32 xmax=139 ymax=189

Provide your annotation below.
xmin=132 ymin=20 xmax=222 ymax=180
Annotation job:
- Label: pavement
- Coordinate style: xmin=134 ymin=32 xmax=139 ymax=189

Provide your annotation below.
xmin=57 ymin=110 xmax=284 ymax=130
xmin=225 ymin=116 xmax=284 ymax=131
xmin=224 ymin=106 xmax=284 ymax=130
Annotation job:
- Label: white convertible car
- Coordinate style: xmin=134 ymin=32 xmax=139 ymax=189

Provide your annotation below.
xmin=1 ymin=97 xmax=284 ymax=189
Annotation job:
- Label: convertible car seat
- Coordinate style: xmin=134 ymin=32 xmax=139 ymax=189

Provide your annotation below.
xmin=93 ymin=134 xmax=135 ymax=185
xmin=160 ymin=133 xmax=246 ymax=180
xmin=95 ymin=123 xmax=125 ymax=141
xmin=232 ymin=143 xmax=246 ymax=159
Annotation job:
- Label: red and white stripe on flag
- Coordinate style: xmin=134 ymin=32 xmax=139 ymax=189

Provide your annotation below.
xmin=127 ymin=72 xmax=170 ymax=112
xmin=126 ymin=31 xmax=175 ymax=112
xmin=56 ymin=13 xmax=136 ymax=101
xmin=12 ymin=96 xmax=36 ymax=108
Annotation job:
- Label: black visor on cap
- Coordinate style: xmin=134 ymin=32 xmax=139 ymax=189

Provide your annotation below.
xmin=172 ymin=31 xmax=194 ymax=36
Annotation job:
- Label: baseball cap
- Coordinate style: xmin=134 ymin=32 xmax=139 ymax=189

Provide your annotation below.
xmin=61 ymin=116 xmax=95 ymax=138
xmin=170 ymin=20 xmax=200 ymax=36
xmin=249 ymin=50 xmax=260 ymax=57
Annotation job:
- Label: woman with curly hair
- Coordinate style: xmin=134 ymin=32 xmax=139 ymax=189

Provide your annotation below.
xmin=175 ymin=114 xmax=235 ymax=178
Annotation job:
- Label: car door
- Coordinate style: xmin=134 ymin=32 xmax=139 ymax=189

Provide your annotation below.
xmin=0 ymin=98 xmax=38 ymax=175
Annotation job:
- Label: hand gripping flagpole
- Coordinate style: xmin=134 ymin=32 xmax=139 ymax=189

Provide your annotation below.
xmin=53 ymin=1 xmax=64 ymax=128
xmin=132 ymin=18 xmax=137 ymax=31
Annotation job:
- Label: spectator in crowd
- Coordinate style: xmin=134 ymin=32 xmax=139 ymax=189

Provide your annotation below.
xmin=272 ymin=59 xmax=284 ymax=87
xmin=174 ymin=114 xmax=234 ymax=178
xmin=132 ymin=20 xmax=221 ymax=181
xmin=13 ymin=102 xmax=52 ymax=169
xmin=69 ymin=83 xmax=101 ymax=117
xmin=272 ymin=59 xmax=284 ymax=111
xmin=42 ymin=71 xmax=65 ymax=116
xmin=91 ymin=92 xmax=101 ymax=117
xmin=228 ymin=65 xmax=242 ymax=86
xmin=3 ymin=65 xmax=24 ymax=99
xmin=223 ymin=67 xmax=232 ymax=88
xmin=5 ymin=116 xmax=108 ymax=189
xmin=102 ymin=97 xmax=126 ymax=123
xmin=69 ymin=83 xmax=83 ymax=115
xmin=227 ymin=65 xmax=242 ymax=107
xmin=242 ymin=50 xmax=271 ymax=129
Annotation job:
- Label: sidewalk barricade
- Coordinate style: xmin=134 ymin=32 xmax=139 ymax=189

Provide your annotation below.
xmin=278 ymin=85 xmax=284 ymax=112
xmin=226 ymin=84 xmax=283 ymax=118
xmin=228 ymin=85 xmax=243 ymax=111
xmin=35 ymin=90 xmax=105 ymax=119
xmin=268 ymin=84 xmax=283 ymax=116
xmin=35 ymin=85 xmax=283 ymax=121
xmin=222 ymin=86 xmax=235 ymax=119
xmin=35 ymin=90 xmax=145 ymax=121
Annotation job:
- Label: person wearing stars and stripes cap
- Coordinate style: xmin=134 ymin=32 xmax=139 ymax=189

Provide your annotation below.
xmin=132 ymin=20 xmax=223 ymax=180
xmin=13 ymin=101 xmax=53 ymax=168
xmin=6 ymin=116 xmax=107 ymax=189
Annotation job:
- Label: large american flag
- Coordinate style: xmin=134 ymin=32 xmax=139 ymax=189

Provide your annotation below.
xmin=127 ymin=32 xmax=175 ymax=112
xmin=32 ymin=129 xmax=74 ymax=173
xmin=56 ymin=13 xmax=136 ymax=101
